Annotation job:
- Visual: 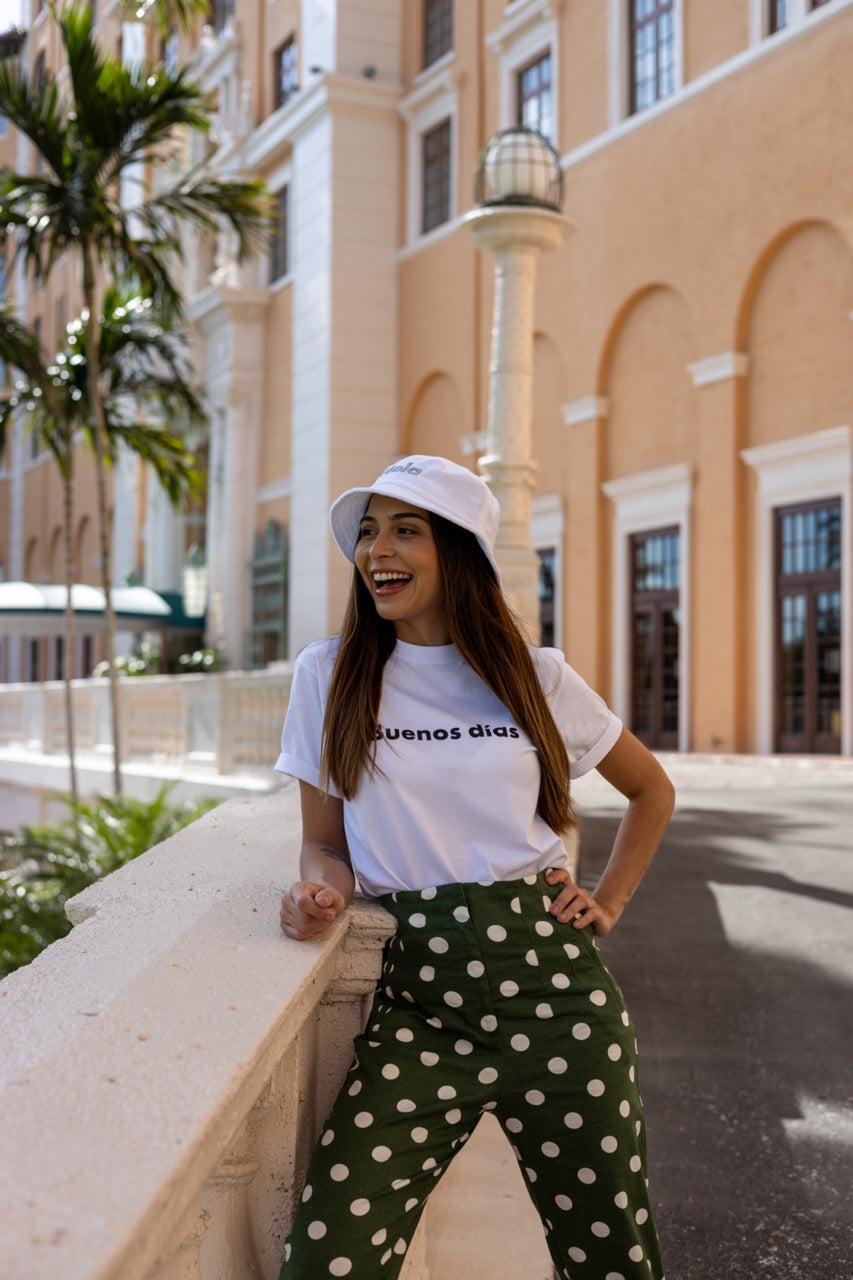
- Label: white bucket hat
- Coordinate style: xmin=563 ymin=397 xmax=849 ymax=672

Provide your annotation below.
xmin=329 ymin=455 xmax=501 ymax=583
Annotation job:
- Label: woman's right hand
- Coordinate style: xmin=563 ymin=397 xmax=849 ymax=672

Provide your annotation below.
xmin=280 ymin=881 xmax=348 ymax=941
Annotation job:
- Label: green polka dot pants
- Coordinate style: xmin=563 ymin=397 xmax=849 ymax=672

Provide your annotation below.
xmin=279 ymin=873 xmax=665 ymax=1279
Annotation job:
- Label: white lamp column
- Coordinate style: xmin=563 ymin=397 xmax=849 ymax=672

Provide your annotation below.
xmin=463 ymin=130 xmax=572 ymax=638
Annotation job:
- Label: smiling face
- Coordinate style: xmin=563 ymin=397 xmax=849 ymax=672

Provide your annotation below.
xmin=354 ymin=494 xmax=449 ymax=645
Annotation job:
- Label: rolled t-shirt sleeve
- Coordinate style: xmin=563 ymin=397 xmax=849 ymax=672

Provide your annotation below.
xmin=534 ymin=647 xmax=623 ymax=779
xmin=274 ymin=641 xmax=341 ymax=797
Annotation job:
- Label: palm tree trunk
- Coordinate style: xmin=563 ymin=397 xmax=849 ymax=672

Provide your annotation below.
xmin=82 ymin=244 xmax=122 ymax=797
xmin=61 ymin=438 xmax=80 ymax=809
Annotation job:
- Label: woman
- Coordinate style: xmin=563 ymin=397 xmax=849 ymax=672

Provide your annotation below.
xmin=277 ymin=454 xmax=674 ymax=1280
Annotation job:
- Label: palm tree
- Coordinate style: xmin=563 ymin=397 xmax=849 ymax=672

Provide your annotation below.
xmin=0 ymin=289 xmax=208 ymax=803
xmin=0 ymin=2 xmax=270 ymax=794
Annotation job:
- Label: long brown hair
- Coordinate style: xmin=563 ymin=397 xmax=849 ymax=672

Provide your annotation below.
xmin=320 ymin=515 xmax=575 ymax=834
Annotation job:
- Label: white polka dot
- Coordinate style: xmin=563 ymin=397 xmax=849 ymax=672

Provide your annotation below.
xmin=525 ymin=1167 xmax=538 ymax=1182
xmin=512 ymin=1034 xmax=531 ymax=1051
xmin=629 ymin=1066 xmax=636 ymax=1083
xmin=525 ymin=1089 xmax=546 ymax=1106
xmin=629 ymin=1245 xmax=644 ymax=1262
xmin=419 ymin=966 xmax=435 ymax=982
xmin=284 ymin=1243 xmax=292 ymax=1262
xmin=371 ymin=1146 xmax=392 ymax=1162
xmin=505 ymin=1117 xmax=523 ymax=1133
xmin=601 ymin=1135 xmax=618 ymax=1153
xmin=587 ymin=1078 xmax=605 ymax=1097
xmin=393 ymin=1238 xmax=407 ymax=1255
xmin=321 ymin=1129 xmax=335 ymax=1146
xmin=590 ymin=989 xmax=607 ymax=1006
xmin=569 ymin=1246 xmax=587 ymax=1262
xmin=525 ymin=948 xmax=540 ymax=966
xmin=555 ymin=1194 xmax=573 ymax=1211
xmin=478 ymin=1067 xmax=499 ymax=1085
xmin=421 ymin=886 xmax=437 ymax=899
xmin=420 ymin=1051 xmax=439 ymax=1067
xmin=453 ymin=905 xmax=470 ymax=923
xmin=619 ymin=1100 xmax=631 ymax=1118
xmin=350 ymin=1198 xmax=371 ymax=1216
xmin=395 ymin=1028 xmax=415 ymax=1043
xmin=551 ymin=972 xmax=571 ymax=989
xmin=563 ymin=942 xmax=580 ymax=959
xmin=541 ymin=1141 xmax=560 ymax=1158
xmin=608 ymin=1043 xmax=622 ymax=1061
xmin=422 ymin=1158 xmax=437 ymax=1170
xmin=330 ymin=1164 xmax=349 ymax=1181
xmin=380 ymin=1250 xmax=392 ymax=1265
xmin=630 ymin=1155 xmax=642 ymax=1173
xmin=396 ymin=1098 xmax=417 ymax=1113
xmin=428 ymin=937 xmax=449 ymax=954
xmin=426 ymin=1016 xmax=442 ymax=1029
xmin=467 ymin=960 xmax=485 ymax=978
xmin=536 ymin=1002 xmax=554 ymax=1019
xmin=371 ymin=1228 xmax=387 ymax=1245
xmin=487 ymin=924 xmax=507 ymax=942
xmin=535 ymin=919 xmax=554 ymax=936
xmin=391 ymin=1178 xmax=410 ymax=1190
xmin=577 ymin=1167 xmax=597 ymax=1184
xmin=621 ymin=1010 xmax=630 ymax=1026
xmin=500 ymin=979 xmax=519 ymax=997
xmin=480 ymin=1014 xmax=498 ymax=1032
xmin=437 ymin=1085 xmax=456 ymax=1100
xmin=614 ymin=1192 xmax=629 ymax=1209
xmin=606 ymin=1273 xmax=627 ymax=1280
xmin=510 ymin=895 xmax=522 ymax=913
xmin=382 ymin=1064 xmax=400 ymax=1080
xmin=354 ymin=1112 xmax=373 ymax=1128
xmin=564 ymin=1111 xmax=583 ymax=1129
xmin=302 ymin=1184 xmax=313 ymax=1202
xmin=444 ymin=990 xmax=463 ymax=1007
xmin=454 ymin=1039 xmax=474 ymax=1055
xmin=592 ymin=1221 xmax=611 ymax=1237
xmin=636 ymin=1208 xmax=649 ymax=1225
xmin=307 ymin=1220 xmax=327 ymax=1239
xmin=347 ymin=1080 xmax=362 ymax=1097
xmin=445 ymin=1107 xmax=462 ymax=1123
xmin=405 ymin=1197 xmax=419 ymax=1212
xmin=411 ymin=1126 xmax=429 ymax=1144
xmin=329 ymin=1259 xmax=353 ymax=1276
xmin=548 ymin=1056 xmax=568 ymax=1074
xmin=408 ymin=913 xmax=426 ymax=928
xmin=572 ymin=1022 xmax=591 ymax=1040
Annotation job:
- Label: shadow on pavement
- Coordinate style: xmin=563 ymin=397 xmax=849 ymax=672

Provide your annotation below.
xmin=577 ymin=793 xmax=853 ymax=1280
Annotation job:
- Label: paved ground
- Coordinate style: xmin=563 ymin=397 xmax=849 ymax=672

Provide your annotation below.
xmin=427 ymin=755 xmax=853 ymax=1280
xmin=574 ymin=756 xmax=853 ymax=1280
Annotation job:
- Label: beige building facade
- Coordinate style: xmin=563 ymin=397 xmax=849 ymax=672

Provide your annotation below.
xmin=1 ymin=0 xmax=852 ymax=757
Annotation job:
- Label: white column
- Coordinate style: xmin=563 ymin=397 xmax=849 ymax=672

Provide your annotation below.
xmin=462 ymin=205 xmax=571 ymax=637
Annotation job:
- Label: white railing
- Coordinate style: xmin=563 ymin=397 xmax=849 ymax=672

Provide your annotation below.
xmin=0 ymin=667 xmax=293 ymax=771
xmin=0 ymin=784 xmax=435 ymax=1280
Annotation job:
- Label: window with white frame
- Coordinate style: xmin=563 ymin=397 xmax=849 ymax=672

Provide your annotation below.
xmin=487 ymin=1 xmax=560 ymax=142
xmin=269 ymin=185 xmax=289 ymax=283
xmin=629 ymin=0 xmax=676 ymax=114
xmin=517 ymin=49 xmax=554 ymax=140
xmin=423 ymin=0 xmax=453 ymax=70
xmin=400 ymin=69 xmax=458 ymax=246
xmin=532 ymin=494 xmax=564 ymax=649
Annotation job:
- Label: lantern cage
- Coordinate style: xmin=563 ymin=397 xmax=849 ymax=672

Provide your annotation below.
xmin=473 ymin=127 xmax=564 ymax=212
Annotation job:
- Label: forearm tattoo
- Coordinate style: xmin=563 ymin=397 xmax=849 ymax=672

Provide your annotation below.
xmin=319 ymin=845 xmax=351 ymax=868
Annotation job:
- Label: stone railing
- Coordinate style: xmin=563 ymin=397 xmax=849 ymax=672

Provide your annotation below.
xmin=0 ymin=667 xmax=293 ymax=770
xmin=0 ymin=783 xmax=433 ymax=1280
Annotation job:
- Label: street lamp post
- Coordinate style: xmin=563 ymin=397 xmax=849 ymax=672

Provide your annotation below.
xmin=462 ymin=128 xmax=573 ymax=639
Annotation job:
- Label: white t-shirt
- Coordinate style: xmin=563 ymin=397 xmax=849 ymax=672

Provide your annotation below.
xmin=275 ymin=636 xmax=622 ymax=897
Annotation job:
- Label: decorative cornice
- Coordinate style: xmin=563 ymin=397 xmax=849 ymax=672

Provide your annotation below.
xmin=602 ymin=462 xmax=693 ymax=502
xmin=687 ymin=352 xmax=749 ymax=386
xmin=486 ymin=0 xmax=564 ymax=55
xmin=740 ymin=425 xmax=851 ymax=471
xmin=562 ymin=396 xmax=608 ymax=427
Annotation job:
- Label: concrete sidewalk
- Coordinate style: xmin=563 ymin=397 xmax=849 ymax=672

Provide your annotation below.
xmin=425 ymin=755 xmax=853 ymax=1279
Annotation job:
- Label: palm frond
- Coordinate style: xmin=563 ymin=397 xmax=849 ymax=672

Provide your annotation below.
xmin=137 ymin=174 xmax=273 ymax=261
